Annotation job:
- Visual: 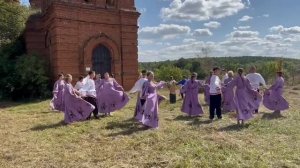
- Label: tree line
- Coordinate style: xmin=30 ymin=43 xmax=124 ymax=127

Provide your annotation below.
xmin=140 ymin=57 xmax=300 ymax=85
xmin=0 ymin=1 xmax=50 ymax=100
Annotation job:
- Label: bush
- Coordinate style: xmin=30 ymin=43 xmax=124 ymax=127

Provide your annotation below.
xmin=13 ymin=55 xmax=50 ymax=100
xmin=155 ymin=65 xmax=190 ymax=82
xmin=0 ymin=54 xmax=50 ymax=100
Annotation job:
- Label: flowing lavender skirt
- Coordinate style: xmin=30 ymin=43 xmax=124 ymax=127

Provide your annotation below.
xmin=222 ymin=87 xmax=236 ymax=112
xmin=263 ymin=90 xmax=289 ymax=111
xmin=97 ymin=89 xmax=129 ymax=114
xmin=64 ymin=97 xmax=95 ymax=124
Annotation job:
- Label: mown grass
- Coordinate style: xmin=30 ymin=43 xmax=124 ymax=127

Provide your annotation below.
xmin=0 ymin=88 xmax=299 ymax=168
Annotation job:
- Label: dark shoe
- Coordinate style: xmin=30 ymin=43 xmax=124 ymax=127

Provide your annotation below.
xmin=94 ymin=115 xmax=100 ymax=119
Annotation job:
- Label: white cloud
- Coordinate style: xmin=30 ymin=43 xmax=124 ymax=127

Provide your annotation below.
xmin=139 ymin=24 xmax=191 ymax=40
xmin=262 ymin=14 xmax=270 ymax=18
xmin=229 ymin=30 xmax=259 ymax=38
xmin=183 ymin=38 xmax=197 ymax=43
xmin=204 ymin=21 xmax=221 ymax=29
xmin=161 ymin=0 xmax=246 ymax=21
xmin=265 ymin=34 xmax=282 ymax=41
xmin=234 ymin=26 xmax=251 ymax=30
xmin=239 ymin=15 xmax=253 ymax=22
xmin=270 ymin=25 xmax=300 ymax=35
xmin=194 ymin=29 xmax=213 ymax=37
xmin=138 ymin=25 xmax=300 ymax=62
xmin=138 ymin=8 xmax=147 ymax=13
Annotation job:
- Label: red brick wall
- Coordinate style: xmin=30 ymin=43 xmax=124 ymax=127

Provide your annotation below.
xmin=25 ymin=0 xmax=139 ymax=90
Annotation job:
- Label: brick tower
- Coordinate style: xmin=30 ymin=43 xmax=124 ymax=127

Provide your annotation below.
xmin=25 ymin=0 xmax=140 ymax=90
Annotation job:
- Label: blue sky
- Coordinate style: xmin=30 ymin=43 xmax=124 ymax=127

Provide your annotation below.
xmin=22 ymin=0 xmax=300 ymax=62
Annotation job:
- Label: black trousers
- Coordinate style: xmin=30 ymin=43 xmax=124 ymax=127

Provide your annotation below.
xmin=140 ymin=99 xmax=146 ymax=106
xmin=83 ymin=96 xmax=98 ymax=117
xmin=209 ymin=94 xmax=222 ymax=119
xmin=134 ymin=99 xmax=146 ymax=117
xmin=255 ymin=89 xmax=260 ymax=113
xmin=169 ymin=93 xmax=176 ymax=104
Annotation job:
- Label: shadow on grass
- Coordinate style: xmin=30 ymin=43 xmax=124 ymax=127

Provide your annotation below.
xmin=261 ymin=112 xmax=286 ymax=120
xmin=0 ymin=101 xmax=23 ymax=109
xmin=173 ymin=115 xmax=212 ymax=126
xmin=0 ymin=99 xmax=49 ymax=109
xmin=219 ymin=123 xmax=250 ymax=132
xmin=188 ymin=118 xmax=212 ymax=126
xmin=30 ymin=121 xmax=66 ymax=131
xmin=174 ymin=115 xmax=201 ymax=121
xmin=105 ymin=120 xmax=148 ymax=136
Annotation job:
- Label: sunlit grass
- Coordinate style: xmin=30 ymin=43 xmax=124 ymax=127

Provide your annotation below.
xmin=0 ymin=88 xmax=299 ymax=168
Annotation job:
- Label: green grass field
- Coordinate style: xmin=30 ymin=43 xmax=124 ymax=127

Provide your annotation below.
xmin=0 ymin=87 xmax=300 ymax=168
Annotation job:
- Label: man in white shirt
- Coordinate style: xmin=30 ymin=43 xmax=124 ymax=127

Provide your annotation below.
xmin=80 ymin=71 xmax=99 ymax=119
xmin=209 ymin=67 xmax=222 ymax=120
xmin=74 ymin=76 xmax=84 ymax=91
xmin=246 ymin=66 xmax=266 ymax=113
xmin=129 ymin=70 xmax=148 ymax=117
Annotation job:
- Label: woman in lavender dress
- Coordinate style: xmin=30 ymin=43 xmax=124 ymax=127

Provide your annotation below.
xmin=63 ymin=74 xmax=95 ymax=124
xmin=181 ymin=72 xmax=204 ymax=117
xmin=222 ymin=71 xmax=236 ymax=112
xmin=50 ymin=74 xmax=65 ymax=112
xmin=263 ymin=71 xmax=289 ymax=114
xmin=141 ymin=71 xmax=166 ymax=128
xmin=204 ymin=71 xmax=213 ymax=105
xmin=225 ymin=68 xmax=260 ymax=125
xmin=96 ymin=72 xmax=129 ymax=116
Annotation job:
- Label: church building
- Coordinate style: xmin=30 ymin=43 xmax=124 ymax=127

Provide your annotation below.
xmin=25 ymin=0 xmax=140 ymax=90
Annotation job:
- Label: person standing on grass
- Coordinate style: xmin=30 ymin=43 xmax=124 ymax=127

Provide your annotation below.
xmin=95 ymin=74 xmax=102 ymax=86
xmin=129 ymin=70 xmax=148 ymax=119
xmin=181 ymin=72 xmax=204 ymax=117
xmin=263 ymin=71 xmax=289 ymax=115
xmin=168 ymin=76 xmax=177 ymax=104
xmin=221 ymin=69 xmax=229 ymax=84
xmin=96 ymin=72 xmax=129 ymax=116
xmin=177 ymin=76 xmax=188 ymax=99
xmin=74 ymin=76 xmax=84 ymax=91
xmin=141 ymin=71 xmax=166 ymax=128
xmin=222 ymin=71 xmax=236 ymax=112
xmin=50 ymin=73 xmax=65 ymax=112
xmin=246 ymin=66 xmax=266 ymax=113
xmin=224 ymin=68 xmax=260 ymax=125
xmin=79 ymin=71 xmax=99 ymax=119
xmin=209 ymin=67 xmax=222 ymax=120
xmin=204 ymin=71 xmax=213 ymax=105
xmin=63 ymin=74 xmax=95 ymax=124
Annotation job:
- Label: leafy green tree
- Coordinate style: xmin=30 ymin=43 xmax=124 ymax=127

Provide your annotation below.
xmin=0 ymin=0 xmax=31 ymax=47
xmin=155 ymin=65 xmax=190 ymax=82
xmin=9 ymin=55 xmax=50 ymax=100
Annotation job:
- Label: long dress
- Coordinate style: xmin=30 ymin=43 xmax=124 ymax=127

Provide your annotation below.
xmin=50 ymin=79 xmax=65 ymax=112
xmin=204 ymin=77 xmax=211 ymax=105
xmin=226 ymin=76 xmax=259 ymax=121
xmin=141 ymin=81 xmax=165 ymax=128
xmin=263 ymin=77 xmax=289 ymax=111
xmin=130 ymin=78 xmax=147 ymax=119
xmin=63 ymin=83 xmax=95 ymax=124
xmin=181 ymin=80 xmax=204 ymax=116
xmin=222 ymin=77 xmax=236 ymax=112
xmin=96 ymin=78 xmax=129 ymax=114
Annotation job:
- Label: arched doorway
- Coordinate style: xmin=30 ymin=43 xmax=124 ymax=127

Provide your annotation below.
xmin=92 ymin=45 xmax=112 ymax=77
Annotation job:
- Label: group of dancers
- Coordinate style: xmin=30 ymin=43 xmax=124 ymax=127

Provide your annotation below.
xmin=50 ymin=71 xmax=129 ymax=124
xmin=50 ymin=65 xmax=289 ymax=128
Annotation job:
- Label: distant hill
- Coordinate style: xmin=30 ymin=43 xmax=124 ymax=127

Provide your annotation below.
xmin=139 ymin=56 xmax=300 ymax=85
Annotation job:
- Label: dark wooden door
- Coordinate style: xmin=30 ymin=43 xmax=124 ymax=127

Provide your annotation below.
xmin=92 ymin=45 xmax=112 ymax=77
